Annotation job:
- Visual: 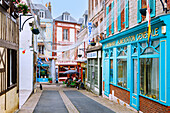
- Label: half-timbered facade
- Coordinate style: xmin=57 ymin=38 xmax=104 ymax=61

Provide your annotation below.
xmin=0 ymin=1 xmax=19 ymax=112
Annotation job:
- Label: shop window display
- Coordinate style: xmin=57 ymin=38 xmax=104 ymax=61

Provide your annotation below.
xmin=140 ymin=58 xmax=159 ymax=100
xmin=140 ymin=40 xmax=160 ymax=100
xmin=110 ymin=59 xmax=113 ymax=83
xmin=117 ymin=59 xmax=127 ymax=88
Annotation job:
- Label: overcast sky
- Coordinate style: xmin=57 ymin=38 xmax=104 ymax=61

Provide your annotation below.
xmin=32 ymin=0 xmax=88 ymax=20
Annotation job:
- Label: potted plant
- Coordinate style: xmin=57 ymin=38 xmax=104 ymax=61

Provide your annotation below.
xmin=139 ymin=5 xmax=152 ymax=16
xmin=78 ymin=54 xmax=82 ymax=57
xmin=48 ymin=78 xmax=52 ymax=83
xmin=17 ymin=2 xmax=29 ymax=15
xmin=90 ymin=38 xmax=96 ymax=46
xmin=12 ymin=0 xmax=20 ymax=4
xmin=31 ymin=27 xmax=40 ymax=35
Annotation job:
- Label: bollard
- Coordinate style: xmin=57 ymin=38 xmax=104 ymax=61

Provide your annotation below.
xmin=40 ymin=84 xmax=43 ymax=90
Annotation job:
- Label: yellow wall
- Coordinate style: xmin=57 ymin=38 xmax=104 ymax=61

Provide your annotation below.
xmin=0 ymin=87 xmax=19 ymax=113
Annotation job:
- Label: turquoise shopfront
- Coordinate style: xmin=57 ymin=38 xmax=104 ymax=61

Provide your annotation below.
xmin=100 ymin=15 xmax=170 ymax=111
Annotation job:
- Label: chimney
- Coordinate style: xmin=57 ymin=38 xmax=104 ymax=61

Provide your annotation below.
xmin=48 ymin=2 xmax=51 ymax=13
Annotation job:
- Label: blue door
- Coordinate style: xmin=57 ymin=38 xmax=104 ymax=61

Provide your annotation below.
xmin=130 ymin=59 xmax=139 ymax=110
xmin=104 ymin=59 xmax=110 ymax=96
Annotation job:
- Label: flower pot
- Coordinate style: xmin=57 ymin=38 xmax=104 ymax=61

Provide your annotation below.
xmin=139 ymin=8 xmax=152 ymax=16
xmin=90 ymin=42 xmax=96 ymax=46
xmin=32 ymin=29 xmax=40 ymax=35
xmin=78 ymin=54 xmax=82 ymax=57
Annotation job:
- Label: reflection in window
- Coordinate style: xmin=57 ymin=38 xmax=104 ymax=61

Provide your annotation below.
xmin=140 ymin=58 xmax=159 ymax=100
xmin=118 ymin=46 xmax=127 ymax=56
xmin=110 ymin=59 xmax=113 ymax=83
xmin=110 ymin=49 xmax=113 ymax=57
xmin=117 ymin=59 xmax=127 ymax=88
xmin=105 ymin=50 xmax=109 ymax=57
xmin=63 ymin=29 xmax=68 ymax=40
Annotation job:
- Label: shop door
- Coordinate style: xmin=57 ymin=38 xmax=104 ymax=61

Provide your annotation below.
xmin=104 ymin=59 xmax=110 ymax=96
xmin=130 ymin=59 xmax=139 ymax=110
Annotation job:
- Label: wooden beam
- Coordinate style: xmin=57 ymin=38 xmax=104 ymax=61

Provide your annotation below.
xmin=0 ymin=39 xmax=18 ymax=50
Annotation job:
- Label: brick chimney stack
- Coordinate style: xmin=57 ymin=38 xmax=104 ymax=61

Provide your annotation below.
xmin=48 ymin=2 xmax=51 ymax=13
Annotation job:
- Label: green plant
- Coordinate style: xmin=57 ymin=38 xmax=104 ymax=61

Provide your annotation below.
xmin=12 ymin=0 xmax=20 ymax=4
xmin=17 ymin=2 xmax=29 ymax=15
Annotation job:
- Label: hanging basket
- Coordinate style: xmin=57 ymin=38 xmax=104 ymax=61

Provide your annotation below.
xmin=139 ymin=8 xmax=152 ymax=16
xmin=32 ymin=28 xmax=40 ymax=35
xmin=90 ymin=42 xmax=96 ymax=46
xmin=78 ymin=54 xmax=82 ymax=57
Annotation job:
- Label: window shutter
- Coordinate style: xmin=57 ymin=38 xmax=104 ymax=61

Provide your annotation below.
xmin=106 ymin=6 xmax=109 ymax=37
xmin=125 ymin=0 xmax=129 ymax=28
xmin=117 ymin=0 xmax=121 ymax=31
xmin=150 ymin=0 xmax=155 ymax=17
xmin=111 ymin=1 xmax=114 ymax=34
xmin=137 ymin=0 xmax=142 ymax=23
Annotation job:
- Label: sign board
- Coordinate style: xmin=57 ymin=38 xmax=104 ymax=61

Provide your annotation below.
xmin=88 ymin=22 xmax=92 ymax=43
xmin=87 ymin=51 xmax=97 ymax=58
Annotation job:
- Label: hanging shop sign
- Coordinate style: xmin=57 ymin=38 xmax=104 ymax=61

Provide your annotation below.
xmin=104 ymin=27 xmax=161 ymax=48
xmin=87 ymin=51 xmax=97 ymax=58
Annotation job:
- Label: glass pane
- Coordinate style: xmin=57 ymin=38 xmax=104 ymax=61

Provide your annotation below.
xmin=140 ymin=58 xmax=159 ymax=100
xmin=143 ymin=47 xmax=158 ymax=55
xmin=141 ymin=42 xmax=147 ymax=48
xmin=110 ymin=49 xmax=113 ymax=57
xmin=95 ymin=66 xmax=98 ymax=85
xmin=117 ymin=59 xmax=127 ymax=88
xmin=118 ymin=46 xmax=127 ymax=56
xmin=110 ymin=59 xmax=113 ymax=83
xmin=152 ymin=40 xmax=159 ymax=47
xmin=133 ymin=59 xmax=137 ymax=94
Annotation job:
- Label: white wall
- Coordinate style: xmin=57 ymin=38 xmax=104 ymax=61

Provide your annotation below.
xmin=19 ymin=15 xmax=34 ymax=91
xmin=70 ymin=28 xmax=75 ymax=42
xmin=57 ymin=27 xmax=62 ymax=42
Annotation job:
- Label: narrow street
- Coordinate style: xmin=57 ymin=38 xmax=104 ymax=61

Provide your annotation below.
xmin=18 ymin=84 xmax=135 ymax=113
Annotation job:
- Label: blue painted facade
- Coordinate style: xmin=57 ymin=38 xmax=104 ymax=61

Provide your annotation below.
xmin=100 ymin=14 xmax=170 ymax=111
xmin=39 ymin=19 xmax=53 ymax=56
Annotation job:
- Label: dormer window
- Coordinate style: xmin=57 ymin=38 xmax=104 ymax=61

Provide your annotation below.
xmin=62 ymin=12 xmax=70 ymax=21
xmin=39 ymin=11 xmax=45 ymax=19
xmin=64 ymin=14 xmax=70 ymax=21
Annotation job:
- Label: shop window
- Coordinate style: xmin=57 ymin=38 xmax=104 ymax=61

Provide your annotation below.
xmin=117 ymin=59 xmax=127 ymax=88
xmin=117 ymin=46 xmax=127 ymax=56
xmin=110 ymin=49 xmax=113 ymax=57
xmin=110 ymin=59 xmax=113 ymax=83
xmin=105 ymin=50 xmax=109 ymax=57
xmin=140 ymin=58 xmax=159 ymax=100
xmin=94 ymin=59 xmax=98 ymax=85
xmin=140 ymin=40 xmax=160 ymax=55
xmin=132 ymin=44 xmax=138 ymax=56
xmin=88 ymin=59 xmax=91 ymax=82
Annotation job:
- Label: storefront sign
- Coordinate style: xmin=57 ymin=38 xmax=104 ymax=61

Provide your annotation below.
xmin=87 ymin=51 xmax=97 ymax=58
xmin=56 ymin=61 xmax=77 ymax=65
xmin=104 ymin=27 xmax=160 ymax=48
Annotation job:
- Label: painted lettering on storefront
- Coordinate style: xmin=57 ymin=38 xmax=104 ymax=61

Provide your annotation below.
xmin=104 ymin=27 xmax=159 ymax=48
xmin=117 ymin=35 xmax=136 ymax=44
xmin=137 ymin=28 xmax=159 ymax=41
xmin=104 ymin=41 xmax=116 ymax=48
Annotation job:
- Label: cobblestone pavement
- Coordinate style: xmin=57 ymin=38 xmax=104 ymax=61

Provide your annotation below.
xmin=18 ymin=84 xmax=136 ymax=113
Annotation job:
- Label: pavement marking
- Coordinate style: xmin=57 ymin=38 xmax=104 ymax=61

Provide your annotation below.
xmin=59 ymin=90 xmax=79 ymax=113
